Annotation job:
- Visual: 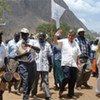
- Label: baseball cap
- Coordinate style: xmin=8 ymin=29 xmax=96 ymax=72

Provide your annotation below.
xmin=20 ymin=28 xmax=29 ymax=34
xmin=77 ymin=28 xmax=85 ymax=34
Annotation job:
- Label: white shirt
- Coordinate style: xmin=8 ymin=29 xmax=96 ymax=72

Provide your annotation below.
xmin=36 ymin=41 xmax=52 ymax=71
xmin=16 ymin=39 xmax=38 ymax=62
xmin=91 ymin=44 xmax=98 ymax=51
xmin=0 ymin=42 xmax=8 ymax=68
xmin=7 ymin=39 xmax=18 ymax=57
xmin=58 ymin=38 xmax=81 ymax=68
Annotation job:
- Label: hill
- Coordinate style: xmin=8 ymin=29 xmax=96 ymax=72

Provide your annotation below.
xmin=0 ymin=0 xmax=90 ymax=39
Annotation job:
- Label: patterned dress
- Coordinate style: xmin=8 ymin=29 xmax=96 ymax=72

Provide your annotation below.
xmin=52 ymin=44 xmax=64 ymax=83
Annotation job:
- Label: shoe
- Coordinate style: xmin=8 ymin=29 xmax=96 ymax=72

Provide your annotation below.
xmin=67 ymin=95 xmax=77 ymax=99
xmin=30 ymin=94 xmax=37 ymax=98
xmin=19 ymin=87 xmax=23 ymax=93
xmin=45 ymin=97 xmax=51 ymax=100
xmin=23 ymin=95 xmax=29 ymax=100
xmin=54 ymin=86 xmax=59 ymax=90
xmin=16 ymin=90 xmax=21 ymax=96
xmin=83 ymin=83 xmax=92 ymax=89
xmin=59 ymin=90 xmax=63 ymax=98
xmin=76 ymin=86 xmax=81 ymax=90
xmin=96 ymin=93 xmax=100 ymax=97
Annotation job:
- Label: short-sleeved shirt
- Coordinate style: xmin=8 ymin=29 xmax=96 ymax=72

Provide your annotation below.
xmin=0 ymin=42 xmax=8 ymax=68
xmin=36 ymin=41 xmax=52 ymax=71
xmin=15 ymin=39 xmax=38 ymax=63
xmin=7 ymin=39 xmax=18 ymax=57
xmin=58 ymin=38 xmax=81 ymax=68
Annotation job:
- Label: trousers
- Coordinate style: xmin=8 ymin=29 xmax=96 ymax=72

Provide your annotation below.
xmin=19 ymin=61 xmax=36 ymax=100
xmin=32 ymin=71 xmax=50 ymax=98
xmin=60 ymin=66 xmax=78 ymax=96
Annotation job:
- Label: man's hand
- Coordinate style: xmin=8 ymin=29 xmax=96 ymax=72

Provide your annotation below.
xmin=23 ymin=42 xmax=31 ymax=48
xmin=13 ymin=56 xmax=20 ymax=61
xmin=55 ymin=29 xmax=62 ymax=37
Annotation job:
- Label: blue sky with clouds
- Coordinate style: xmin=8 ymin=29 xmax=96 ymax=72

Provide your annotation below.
xmin=63 ymin=0 xmax=100 ymax=33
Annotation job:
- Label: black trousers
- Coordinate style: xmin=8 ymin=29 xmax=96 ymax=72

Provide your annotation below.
xmin=0 ymin=91 xmax=4 ymax=100
xmin=60 ymin=66 xmax=78 ymax=96
xmin=18 ymin=61 xmax=36 ymax=100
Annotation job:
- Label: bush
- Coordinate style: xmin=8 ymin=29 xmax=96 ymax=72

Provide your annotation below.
xmin=36 ymin=22 xmax=71 ymax=42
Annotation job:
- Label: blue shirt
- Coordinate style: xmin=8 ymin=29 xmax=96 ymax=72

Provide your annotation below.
xmin=75 ymin=36 xmax=90 ymax=58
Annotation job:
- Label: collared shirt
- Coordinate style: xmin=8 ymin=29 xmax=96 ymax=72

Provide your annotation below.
xmin=7 ymin=39 xmax=18 ymax=57
xmin=75 ymin=36 xmax=90 ymax=58
xmin=36 ymin=41 xmax=52 ymax=71
xmin=16 ymin=39 xmax=38 ymax=63
xmin=0 ymin=42 xmax=8 ymax=68
xmin=58 ymin=38 xmax=81 ymax=68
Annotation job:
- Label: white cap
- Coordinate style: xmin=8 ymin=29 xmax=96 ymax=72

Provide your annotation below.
xmin=77 ymin=28 xmax=85 ymax=34
xmin=20 ymin=28 xmax=29 ymax=33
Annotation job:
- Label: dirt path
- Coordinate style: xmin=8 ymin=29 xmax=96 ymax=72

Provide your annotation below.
xmin=3 ymin=72 xmax=100 ymax=100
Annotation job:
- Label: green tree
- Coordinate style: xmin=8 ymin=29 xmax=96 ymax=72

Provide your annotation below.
xmin=0 ymin=0 xmax=10 ymax=17
xmin=0 ymin=0 xmax=10 ymax=23
xmin=60 ymin=23 xmax=70 ymax=38
xmin=36 ymin=22 xmax=95 ymax=42
xmin=36 ymin=23 xmax=56 ymax=42
xmin=36 ymin=22 xmax=71 ymax=42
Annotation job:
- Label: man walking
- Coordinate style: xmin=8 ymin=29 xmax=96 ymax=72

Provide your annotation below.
xmin=7 ymin=32 xmax=21 ymax=93
xmin=31 ymin=32 xmax=52 ymax=100
xmin=54 ymin=29 xmax=81 ymax=99
xmin=75 ymin=28 xmax=92 ymax=89
xmin=0 ymin=31 xmax=8 ymax=100
xmin=13 ymin=28 xmax=40 ymax=100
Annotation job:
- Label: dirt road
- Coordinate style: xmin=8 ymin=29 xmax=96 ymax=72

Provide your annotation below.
xmin=3 ymin=72 xmax=100 ymax=100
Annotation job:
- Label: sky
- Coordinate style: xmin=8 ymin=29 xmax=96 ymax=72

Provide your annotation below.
xmin=63 ymin=0 xmax=100 ymax=33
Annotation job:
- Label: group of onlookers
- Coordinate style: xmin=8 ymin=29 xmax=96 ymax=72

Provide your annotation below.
xmin=0 ymin=27 xmax=100 ymax=100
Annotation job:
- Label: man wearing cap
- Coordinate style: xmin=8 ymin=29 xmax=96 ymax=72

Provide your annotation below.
xmin=12 ymin=28 xmax=40 ymax=100
xmin=0 ymin=31 xmax=8 ymax=100
xmin=31 ymin=32 xmax=52 ymax=100
xmin=75 ymin=28 xmax=92 ymax=89
xmin=7 ymin=32 xmax=20 ymax=93
xmin=54 ymin=29 xmax=81 ymax=99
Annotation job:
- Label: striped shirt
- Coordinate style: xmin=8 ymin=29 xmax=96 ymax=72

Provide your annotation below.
xmin=16 ymin=39 xmax=38 ymax=63
xmin=75 ymin=36 xmax=90 ymax=58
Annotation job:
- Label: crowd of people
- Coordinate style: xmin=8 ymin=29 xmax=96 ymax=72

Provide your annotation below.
xmin=0 ymin=27 xmax=100 ymax=100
